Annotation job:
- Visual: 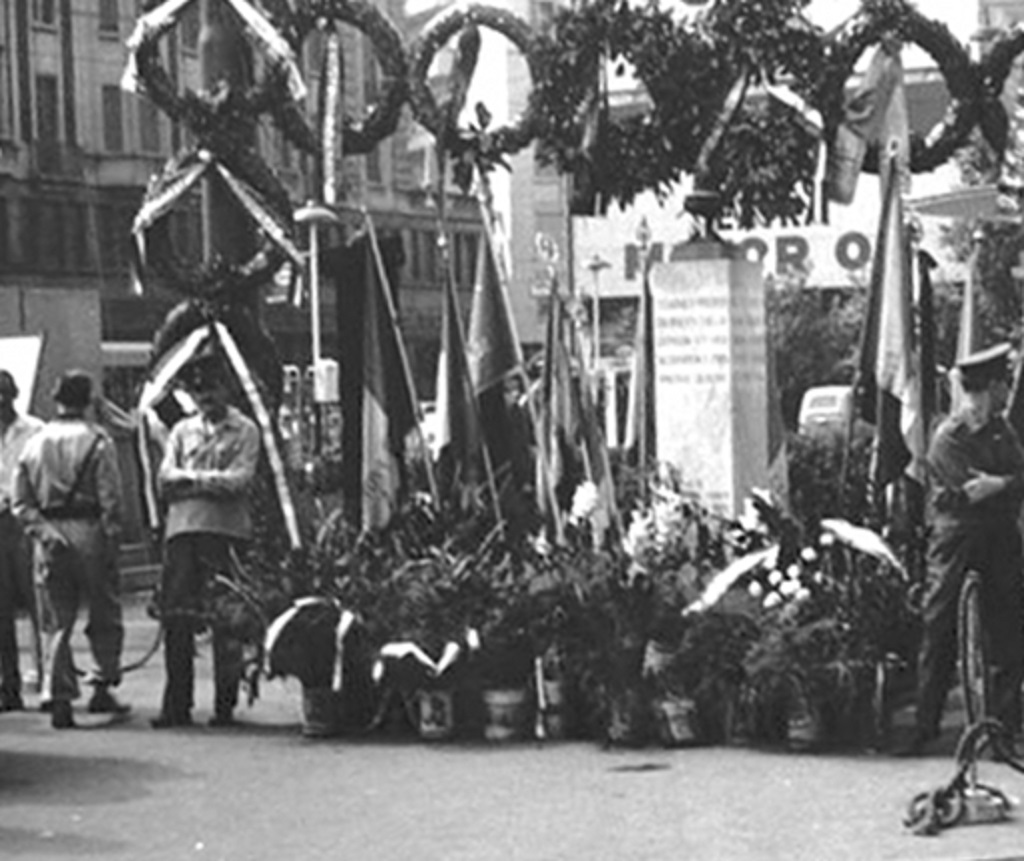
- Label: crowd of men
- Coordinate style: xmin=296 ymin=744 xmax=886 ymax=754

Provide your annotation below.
xmin=0 ymin=345 xmax=258 ymax=730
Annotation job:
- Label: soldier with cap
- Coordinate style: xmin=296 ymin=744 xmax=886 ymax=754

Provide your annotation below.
xmin=151 ymin=342 xmax=260 ymax=729
xmin=12 ymin=370 xmax=129 ymax=729
xmin=0 ymin=370 xmax=43 ymax=711
xmin=901 ymin=342 xmax=1024 ymax=755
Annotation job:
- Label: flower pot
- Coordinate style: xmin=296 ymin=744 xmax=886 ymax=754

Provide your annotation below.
xmin=540 ymin=680 xmax=567 ymax=740
xmin=654 ymin=695 xmax=698 ymax=746
xmin=301 ymin=686 xmax=340 ymax=739
xmin=416 ymin=688 xmax=456 ymax=741
xmin=483 ymin=688 xmax=530 ymax=742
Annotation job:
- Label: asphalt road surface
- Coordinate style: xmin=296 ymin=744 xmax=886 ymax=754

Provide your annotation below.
xmin=3 ymin=600 xmax=1024 ymax=861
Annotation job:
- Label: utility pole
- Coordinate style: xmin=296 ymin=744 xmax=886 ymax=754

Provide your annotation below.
xmin=199 ymin=0 xmax=256 ymax=312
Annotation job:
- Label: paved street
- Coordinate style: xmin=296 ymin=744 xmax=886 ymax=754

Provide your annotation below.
xmin=4 ymin=599 xmax=1024 ymax=861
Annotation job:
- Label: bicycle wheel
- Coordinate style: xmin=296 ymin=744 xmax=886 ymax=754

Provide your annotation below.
xmin=958 ymin=570 xmax=988 ymax=727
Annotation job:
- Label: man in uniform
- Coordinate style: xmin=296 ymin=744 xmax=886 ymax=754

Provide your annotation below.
xmin=0 ymin=370 xmax=43 ymax=711
xmin=151 ymin=346 xmax=260 ymax=729
xmin=12 ymin=370 xmax=129 ymax=729
xmin=903 ymin=343 xmax=1024 ymax=755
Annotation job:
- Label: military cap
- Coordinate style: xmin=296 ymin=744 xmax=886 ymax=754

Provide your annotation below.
xmin=956 ymin=342 xmax=1014 ymax=390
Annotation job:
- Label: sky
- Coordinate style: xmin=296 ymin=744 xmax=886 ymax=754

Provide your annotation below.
xmin=803 ymin=0 xmax=979 ymax=44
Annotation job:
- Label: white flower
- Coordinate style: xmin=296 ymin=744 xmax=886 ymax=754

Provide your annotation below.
xmin=529 ymin=531 xmax=552 ymax=557
xmin=779 ymin=580 xmax=800 ymax=597
xmin=748 ymin=580 xmax=764 ymax=599
xmin=569 ymin=481 xmax=599 ymax=524
xmin=786 ymin=563 xmax=801 ymax=580
xmin=768 ymin=569 xmax=783 ymax=586
xmin=763 ymin=592 xmax=783 ymax=609
xmin=795 ymin=587 xmax=812 ymax=602
xmin=800 ymin=547 xmax=819 ymax=564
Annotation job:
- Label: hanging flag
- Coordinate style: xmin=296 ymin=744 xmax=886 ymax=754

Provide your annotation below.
xmin=825 ymin=41 xmax=902 ymax=205
xmin=856 ymin=156 xmax=924 ymax=492
xmin=534 ymin=289 xmax=575 ymax=538
xmin=467 ymin=235 xmax=522 ymax=394
xmin=361 ymin=239 xmax=418 ymax=532
xmin=434 ymin=268 xmax=486 ymax=499
xmin=854 ymin=42 xmax=924 ymax=493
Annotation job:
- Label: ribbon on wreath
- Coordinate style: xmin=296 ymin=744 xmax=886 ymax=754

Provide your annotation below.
xmin=264 ymin=599 xmax=355 ymax=692
xmin=122 ymin=0 xmax=305 ymax=102
xmin=372 ymin=628 xmax=481 ymax=684
xmin=693 ymin=69 xmax=750 ymax=178
xmin=130 ymin=151 xmax=212 ymax=294
xmin=213 ymin=321 xmax=301 ymax=550
xmin=130 ymin=150 xmax=303 ymax=295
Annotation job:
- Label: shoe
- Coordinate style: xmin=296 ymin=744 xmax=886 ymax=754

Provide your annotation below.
xmin=208 ymin=713 xmax=237 ymax=728
xmin=51 ymin=701 xmax=75 ymax=730
xmin=150 ymin=712 xmax=193 ymax=729
xmin=87 ymin=687 xmax=131 ymax=715
xmin=0 ymin=692 xmax=24 ymax=712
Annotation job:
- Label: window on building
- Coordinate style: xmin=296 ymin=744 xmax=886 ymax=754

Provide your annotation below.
xmin=102 ymin=85 xmax=124 ymax=152
xmin=33 ymin=0 xmax=57 ymax=26
xmin=99 ymin=0 xmax=119 ymax=36
xmin=0 ymin=198 xmax=8 ymax=270
xmin=138 ymin=98 xmax=161 ymax=153
xmin=35 ymin=74 xmax=59 ymax=142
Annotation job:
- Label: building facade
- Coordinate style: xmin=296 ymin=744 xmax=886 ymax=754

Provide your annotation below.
xmin=0 ymin=0 xmax=486 ymax=405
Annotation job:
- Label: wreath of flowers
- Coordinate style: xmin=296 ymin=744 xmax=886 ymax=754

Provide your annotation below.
xmin=408 ymin=5 xmax=541 ymax=169
xmin=822 ymin=0 xmax=977 ymax=175
xmin=287 ymin=0 xmax=410 ymax=155
xmin=977 ymin=27 xmax=1024 ymax=153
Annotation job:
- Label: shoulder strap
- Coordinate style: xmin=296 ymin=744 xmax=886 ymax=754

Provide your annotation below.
xmin=63 ymin=432 xmax=103 ymax=510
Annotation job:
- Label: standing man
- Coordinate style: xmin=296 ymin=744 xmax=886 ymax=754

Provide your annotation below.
xmin=0 ymin=370 xmax=43 ymax=712
xmin=12 ymin=370 xmax=128 ymax=729
xmin=152 ymin=347 xmax=260 ymax=729
xmin=902 ymin=343 xmax=1024 ymax=755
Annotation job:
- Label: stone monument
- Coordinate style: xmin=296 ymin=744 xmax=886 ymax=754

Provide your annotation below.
xmin=649 ymin=240 xmax=768 ymax=517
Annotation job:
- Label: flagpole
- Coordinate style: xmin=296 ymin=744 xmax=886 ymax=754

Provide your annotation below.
xmin=362 ymin=208 xmax=440 ymax=509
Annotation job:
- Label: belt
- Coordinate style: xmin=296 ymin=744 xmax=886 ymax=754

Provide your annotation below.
xmin=41 ymin=504 xmax=101 ymax=520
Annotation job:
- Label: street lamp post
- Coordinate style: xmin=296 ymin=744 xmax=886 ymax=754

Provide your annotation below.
xmin=635 ymin=217 xmax=652 ymax=485
xmin=294 ymin=202 xmax=340 ymax=367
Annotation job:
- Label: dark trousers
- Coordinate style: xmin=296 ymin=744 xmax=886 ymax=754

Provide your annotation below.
xmin=915 ymin=518 xmax=1024 ymax=737
xmin=158 ymin=533 xmax=243 ymax=720
xmin=0 ymin=512 xmax=33 ymax=697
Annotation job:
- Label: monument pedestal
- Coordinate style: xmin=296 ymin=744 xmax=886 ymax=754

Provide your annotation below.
xmin=649 ymin=241 xmax=767 ymax=517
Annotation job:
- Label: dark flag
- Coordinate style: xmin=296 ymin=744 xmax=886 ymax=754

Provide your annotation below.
xmin=361 ymin=238 xmax=419 ymax=532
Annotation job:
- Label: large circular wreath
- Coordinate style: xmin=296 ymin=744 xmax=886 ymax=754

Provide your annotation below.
xmin=408 ymin=5 xmax=541 ymax=158
xmin=287 ymin=0 xmax=409 ymax=155
xmin=977 ymin=28 xmax=1024 ymax=154
xmin=822 ymin=2 xmax=978 ymax=174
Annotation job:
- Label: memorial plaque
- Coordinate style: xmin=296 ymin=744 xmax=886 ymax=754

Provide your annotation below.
xmin=650 ymin=242 xmax=768 ymax=516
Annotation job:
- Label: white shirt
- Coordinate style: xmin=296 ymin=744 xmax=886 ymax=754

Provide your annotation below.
xmin=0 ymin=412 xmax=43 ymax=512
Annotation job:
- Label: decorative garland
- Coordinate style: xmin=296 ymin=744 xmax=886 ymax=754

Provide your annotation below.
xmin=408 ymin=3 xmax=541 ymax=164
xmin=287 ymin=0 xmax=410 ymax=156
xmin=125 ymin=0 xmax=1023 ymax=261
xmin=822 ymin=0 xmax=978 ymax=175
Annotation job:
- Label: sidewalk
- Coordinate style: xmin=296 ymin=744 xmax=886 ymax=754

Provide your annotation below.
xmin=3 ymin=601 xmax=1024 ymax=861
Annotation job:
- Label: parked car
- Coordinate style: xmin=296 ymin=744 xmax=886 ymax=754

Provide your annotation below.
xmin=798 ymin=385 xmax=852 ymax=437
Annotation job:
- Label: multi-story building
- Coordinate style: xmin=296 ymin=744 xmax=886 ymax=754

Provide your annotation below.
xmin=0 ymin=0 xmax=486 ymax=407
